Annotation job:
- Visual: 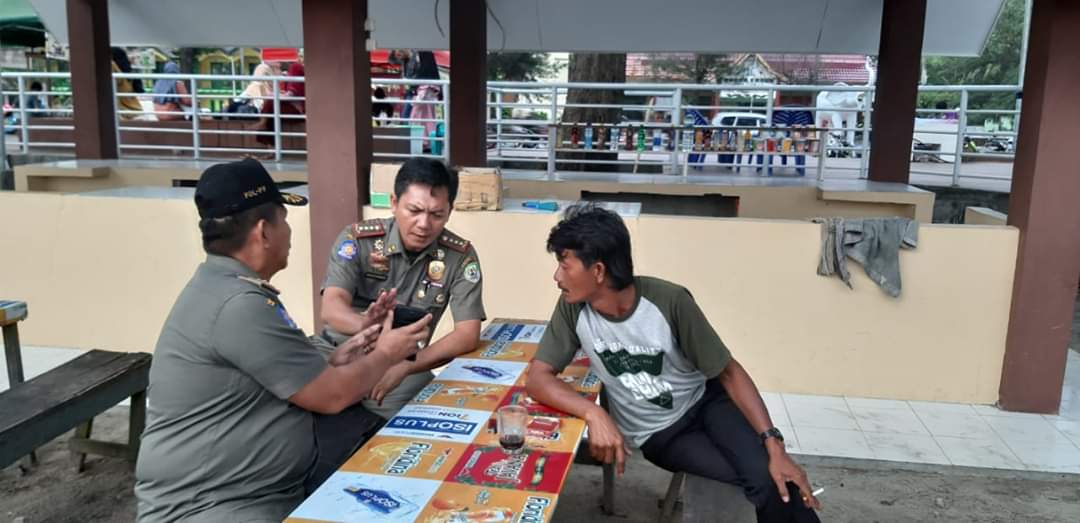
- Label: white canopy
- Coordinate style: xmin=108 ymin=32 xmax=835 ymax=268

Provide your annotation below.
xmin=30 ymin=0 xmax=1004 ymax=57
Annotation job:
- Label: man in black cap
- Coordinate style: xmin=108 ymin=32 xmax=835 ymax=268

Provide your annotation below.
xmin=134 ymin=159 xmax=432 ymax=522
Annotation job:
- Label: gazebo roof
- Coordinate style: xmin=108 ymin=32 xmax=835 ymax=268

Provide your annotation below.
xmin=29 ymin=0 xmax=1004 ymax=57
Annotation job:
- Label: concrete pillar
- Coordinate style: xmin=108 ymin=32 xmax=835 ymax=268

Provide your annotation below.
xmin=66 ymin=0 xmax=116 ymax=159
xmin=867 ymin=0 xmax=927 ymax=184
xmin=449 ymin=0 xmax=487 ymax=167
xmin=301 ymin=0 xmax=372 ymax=325
xmin=999 ymin=0 xmax=1080 ymax=413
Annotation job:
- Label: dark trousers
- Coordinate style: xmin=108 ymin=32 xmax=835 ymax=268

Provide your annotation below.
xmin=304 ymin=402 xmax=384 ymax=494
xmin=640 ymin=381 xmax=820 ymax=523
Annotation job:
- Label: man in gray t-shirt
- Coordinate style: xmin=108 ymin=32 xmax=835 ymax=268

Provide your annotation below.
xmin=527 ymin=204 xmax=821 ymax=522
xmin=135 ymin=160 xmax=430 ymax=522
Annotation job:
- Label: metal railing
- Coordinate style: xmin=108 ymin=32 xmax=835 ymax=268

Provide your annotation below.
xmin=2 ymin=71 xmax=450 ymax=163
xmin=484 ymin=81 xmax=1020 ymax=185
xmin=2 ymin=71 xmax=1019 ymax=186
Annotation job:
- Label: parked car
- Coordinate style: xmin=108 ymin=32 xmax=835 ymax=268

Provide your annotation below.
xmin=487 ymin=123 xmax=544 ymax=149
xmin=711 ymin=112 xmax=768 ymax=130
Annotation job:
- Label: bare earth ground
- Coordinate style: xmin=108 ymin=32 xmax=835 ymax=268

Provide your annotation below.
xmin=3 ymin=406 xmax=1080 ymax=523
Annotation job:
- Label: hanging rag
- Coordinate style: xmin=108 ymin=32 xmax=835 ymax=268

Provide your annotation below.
xmin=812 ymin=217 xmax=918 ymax=297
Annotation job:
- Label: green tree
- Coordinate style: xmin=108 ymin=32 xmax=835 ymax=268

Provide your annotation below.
xmin=646 ymin=53 xmax=734 ymax=85
xmin=487 ymin=52 xmax=560 ymax=82
xmin=560 ymin=53 xmax=627 ymax=172
xmin=921 ymin=0 xmax=1024 ymax=123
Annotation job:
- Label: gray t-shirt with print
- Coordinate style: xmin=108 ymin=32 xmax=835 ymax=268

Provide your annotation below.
xmin=534 ymin=276 xmax=732 ymax=447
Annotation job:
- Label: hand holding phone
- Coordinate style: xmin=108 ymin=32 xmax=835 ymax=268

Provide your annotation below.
xmin=390 ymin=304 xmax=431 ymax=361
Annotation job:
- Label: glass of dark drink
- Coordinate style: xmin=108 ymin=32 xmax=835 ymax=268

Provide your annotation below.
xmin=496 ymin=405 xmax=528 ymax=455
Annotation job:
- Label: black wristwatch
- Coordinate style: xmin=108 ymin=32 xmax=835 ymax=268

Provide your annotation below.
xmin=759 ymin=427 xmax=785 ymax=445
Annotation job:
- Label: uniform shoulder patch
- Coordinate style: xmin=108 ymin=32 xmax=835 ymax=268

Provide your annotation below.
xmin=462 ymin=259 xmax=481 ymax=284
xmin=267 ymin=298 xmax=299 ymax=329
xmin=438 ymin=230 xmax=470 ymax=253
xmin=336 ymin=239 xmax=358 ymax=261
xmin=352 ymin=220 xmax=386 ymax=239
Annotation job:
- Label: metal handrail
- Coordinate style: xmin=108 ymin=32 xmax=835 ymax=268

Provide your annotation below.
xmin=1 ymin=71 xmax=1020 ymax=185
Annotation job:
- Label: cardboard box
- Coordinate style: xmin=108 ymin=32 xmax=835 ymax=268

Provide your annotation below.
xmin=369 ymin=163 xmax=401 ymax=208
xmin=454 ymin=167 xmax=503 ymax=211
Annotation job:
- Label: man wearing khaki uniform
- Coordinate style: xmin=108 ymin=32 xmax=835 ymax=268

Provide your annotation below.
xmin=321 ymin=158 xmax=485 ymax=419
xmin=135 ymin=159 xmax=430 ymax=522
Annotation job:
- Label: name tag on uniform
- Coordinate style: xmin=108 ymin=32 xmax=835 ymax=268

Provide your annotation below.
xmin=364 ymin=271 xmax=388 ymax=281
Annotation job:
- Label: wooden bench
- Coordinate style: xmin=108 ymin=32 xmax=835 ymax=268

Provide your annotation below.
xmin=1 ymin=299 xmax=34 ymax=470
xmin=0 ymin=349 xmax=151 ymax=472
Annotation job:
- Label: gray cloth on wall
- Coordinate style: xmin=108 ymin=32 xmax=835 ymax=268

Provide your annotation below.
xmin=812 ymin=217 xmax=918 ymax=297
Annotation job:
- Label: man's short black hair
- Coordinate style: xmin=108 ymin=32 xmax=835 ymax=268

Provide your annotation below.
xmin=200 ymin=201 xmax=283 ymax=256
xmin=547 ymin=203 xmax=635 ymax=290
xmin=394 ymin=158 xmax=458 ymax=204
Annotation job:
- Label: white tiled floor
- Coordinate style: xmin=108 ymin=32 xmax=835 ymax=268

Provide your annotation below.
xmin=4 ymin=345 xmax=1080 ymax=474
xmin=778 ymin=350 xmax=1080 ymax=474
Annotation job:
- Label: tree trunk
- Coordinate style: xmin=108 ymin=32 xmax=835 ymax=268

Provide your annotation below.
xmin=560 ymin=53 xmax=627 ymax=172
xmin=179 ymin=48 xmax=196 ymax=74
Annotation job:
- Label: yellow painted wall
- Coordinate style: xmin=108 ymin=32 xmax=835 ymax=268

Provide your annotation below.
xmin=0 ymin=192 xmax=314 ymax=352
xmin=965 ymin=206 xmax=1008 ymax=226
xmin=0 ymin=192 xmax=1015 ymax=403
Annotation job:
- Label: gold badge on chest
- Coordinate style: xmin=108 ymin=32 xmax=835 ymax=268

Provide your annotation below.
xmin=427 ymin=260 xmax=446 ymax=282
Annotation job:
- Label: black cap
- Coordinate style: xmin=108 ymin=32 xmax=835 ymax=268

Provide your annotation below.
xmin=195 ymin=159 xmax=307 ymax=219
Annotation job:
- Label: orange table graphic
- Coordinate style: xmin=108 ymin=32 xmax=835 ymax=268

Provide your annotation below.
xmin=340 ymin=436 xmax=469 ymax=481
xmin=286 ymin=319 xmax=594 ymax=523
xmin=409 ymin=380 xmax=511 ymax=411
xmin=417 ymin=483 xmax=558 ymax=523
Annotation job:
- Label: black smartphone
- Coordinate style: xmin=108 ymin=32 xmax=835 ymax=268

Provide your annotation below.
xmin=392 ymin=304 xmax=429 ymax=361
xmin=392 ymin=304 xmax=428 ymax=328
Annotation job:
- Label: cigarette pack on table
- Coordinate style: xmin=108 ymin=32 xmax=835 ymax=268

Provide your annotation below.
xmin=527 ymin=416 xmax=561 ymax=439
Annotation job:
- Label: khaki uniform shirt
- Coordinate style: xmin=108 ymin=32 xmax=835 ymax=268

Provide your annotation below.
xmin=135 ymin=255 xmax=328 ymax=522
xmin=322 ymin=217 xmax=486 ymax=345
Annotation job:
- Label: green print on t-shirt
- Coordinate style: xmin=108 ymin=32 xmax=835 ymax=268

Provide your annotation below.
xmin=596 ymin=347 xmax=674 ymax=409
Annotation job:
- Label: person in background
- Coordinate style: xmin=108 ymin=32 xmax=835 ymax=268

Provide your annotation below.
xmin=254 ymin=62 xmax=305 ymax=155
xmin=393 ymin=50 xmax=415 ymax=119
xmin=373 ymin=87 xmax=394 ymax=123
xmin=225 ymin=63 xmax=274 ymax=119
xmin=152 ymin=62 xmax=192 ymax=121
xmin=239 ymin=63 xmax=274 ymax=112
xmin=111 ymin=47 xmax=145 ymax=120
xmin=26 ymin=82 xmax=48 ymax=118
xmin=407 ymin=51 xmax=441 ymax=151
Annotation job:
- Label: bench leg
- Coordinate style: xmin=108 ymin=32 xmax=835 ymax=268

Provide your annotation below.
xmin=658 ymin=472 xmax=685 ymax=523
xmin=128 ymin=390 xmax=147 ymax=462
xmin=72 ymin=418 xmax=93 ymax=473
xmin=4 ymin=323 xmax=38 ymax=473
xmin=601 ymin=461 xmax=616 ymax=515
